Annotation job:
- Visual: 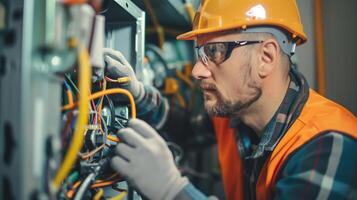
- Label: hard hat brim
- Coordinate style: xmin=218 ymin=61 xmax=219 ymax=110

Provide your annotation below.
xmin=177 ymin=20 xmax=307 ymax=45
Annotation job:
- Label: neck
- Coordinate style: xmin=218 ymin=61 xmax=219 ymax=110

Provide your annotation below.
xmin=239 ymin=73 xmax=290 ymax=137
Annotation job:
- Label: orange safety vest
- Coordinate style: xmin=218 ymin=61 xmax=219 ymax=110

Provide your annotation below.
xmin=212 ymin=89 xmax=357 ymax=200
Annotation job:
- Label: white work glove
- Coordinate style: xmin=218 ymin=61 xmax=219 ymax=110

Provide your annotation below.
xmin=103 ymin=48 xmax=145 ymax=100
xmin=111 ymin=119 xmax=189 ymax=200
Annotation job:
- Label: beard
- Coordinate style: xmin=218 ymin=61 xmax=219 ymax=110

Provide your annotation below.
xmin=200 ymin=77 xmax=262 ymax=117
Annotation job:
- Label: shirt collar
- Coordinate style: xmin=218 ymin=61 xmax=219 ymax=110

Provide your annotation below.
xmin=231 ymin=68 xmax=309 ymax=159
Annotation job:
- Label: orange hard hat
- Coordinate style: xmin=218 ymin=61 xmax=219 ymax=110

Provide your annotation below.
xmin=177 ymin=0 xmax=307 ymax=45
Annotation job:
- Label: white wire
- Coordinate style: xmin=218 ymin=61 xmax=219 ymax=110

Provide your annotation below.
xmin=73 ymin=172 xmax=95 ymax=200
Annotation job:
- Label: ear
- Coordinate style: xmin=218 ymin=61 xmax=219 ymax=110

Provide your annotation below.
xmin=258 ymin=39 xmax=279 ymax=78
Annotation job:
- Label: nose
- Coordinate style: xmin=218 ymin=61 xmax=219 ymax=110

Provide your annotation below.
xmin=192 ymin=61 xmax=212 ymax=80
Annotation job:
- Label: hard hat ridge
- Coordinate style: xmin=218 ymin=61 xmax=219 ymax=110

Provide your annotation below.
xmin=177 ymin=0 xmax=307 ymax=45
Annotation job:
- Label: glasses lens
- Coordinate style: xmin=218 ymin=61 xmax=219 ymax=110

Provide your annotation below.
xmin=197 ymin=41 xmax=262 ymax=65
xmin=197 ymin=46 xmax=209 ymax=65
xmin=204 ymin=43 xmax=228 ymax=64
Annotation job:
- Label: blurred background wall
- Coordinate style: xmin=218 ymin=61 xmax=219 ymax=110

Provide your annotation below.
xmin=296 ymin=0 xmax=357 ymax=115
xmin=323 ymin=0 xmax=357 ymax=115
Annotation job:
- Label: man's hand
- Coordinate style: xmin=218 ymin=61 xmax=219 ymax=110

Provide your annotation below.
xmin=111 ymin=119 xmax=189 ymax=200
xmin=103 ymin=48 xmax=144 ymax=100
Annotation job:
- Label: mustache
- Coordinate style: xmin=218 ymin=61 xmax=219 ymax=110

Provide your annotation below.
xmin=199 ymin=81 xmax=217 ymax=91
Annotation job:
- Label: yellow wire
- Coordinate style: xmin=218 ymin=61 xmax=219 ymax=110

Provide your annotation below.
xmin=93 ymin=188 xmax=104 ymax=200
xmin=115 ymin=77 xmax=131 ymax=84
xmin=107 ymin=135 xmax=120 ymax=143
xmin=62 ymin=88 xmax=136 ymax=119
xmin=52 ymin=45 xmax=91 ymax=191
xmin=105 ymin=76 xmax=131 ymax=84
xmin=97 ymin=78 xmax=107 ymax=125
xmin=108 ymin=191 xmax=127 ymax=200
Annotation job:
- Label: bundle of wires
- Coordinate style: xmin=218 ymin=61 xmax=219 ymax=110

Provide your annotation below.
xmin=52 ymin=45 xmax=92 ymax=192
xmin=53 ymin=42 xmax=137 ymax=198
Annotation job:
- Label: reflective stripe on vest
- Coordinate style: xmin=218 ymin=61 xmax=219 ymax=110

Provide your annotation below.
xmin=212 ymin=89 xmax=357 ymax=200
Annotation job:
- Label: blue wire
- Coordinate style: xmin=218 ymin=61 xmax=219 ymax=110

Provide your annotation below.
xmin=64 ymin=80 xmax=71 ymax=91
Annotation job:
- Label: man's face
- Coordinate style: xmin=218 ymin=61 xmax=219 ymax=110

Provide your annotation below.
xmin=193 ymin=31 xmax=262 ymax=117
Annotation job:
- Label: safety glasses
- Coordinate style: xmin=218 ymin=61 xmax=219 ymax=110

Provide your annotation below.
xmin=196 ymin=40 xmax=263 ymax=65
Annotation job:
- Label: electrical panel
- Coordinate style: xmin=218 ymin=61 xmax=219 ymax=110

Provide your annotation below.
xmin=0 ymin=0 xmax=145 ymax=199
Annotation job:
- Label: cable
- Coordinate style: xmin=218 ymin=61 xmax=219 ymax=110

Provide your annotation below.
xmin=65 ymin=73 xmax=96 ymax=116
xmin=105 ymin=76 xmax=131 ymax=84
xmin=62 ymin=171 xmax=79 ymax=190
xmin=107 ymin=135 xmax=120 ymax=143
xmin=96 ymin=172 xmax=119 ymax=182
xmin=79 ymin=143 xmax=106 ymax=159
xmin=105 ymin=95 xmax=116 ymax=127
xmin=90 ymin=95 xmax=98 ymax=123
xmin=78 ymin=111 xmax=108 ymax=160
xmin=108 ymin=191 xmax=127 ymax=200
xmin=74 ymin=172 xmax=96 ymax=200
xmin=52 ymin=45 xmax=92 ymax=191
xmin=97 ymin=79 xmax=107 ymax=122
xmin=98 ymin=111 xmax=108 ymax=148
xmin=62 ymin=88 xmax=137 ymax=119
xmin=90 ymin=176 xmax=122 ymax=188
xmin=64 ymin=81 xmax=75 ymax=105
xmin=114 ymin=114 xmax=129 ymax=121
xmin=93 ymin=188 xmax=104 ymax=200
xmin=66 ymin=173 xmax=122 ymax=197
xmin=66 ymin=90 xmax=75 ymax=106
xmin=65 ymin=74 xmax=80 ymax=93
xmin=113 ymin=118 xmax=126 ymax=129
xmin=62 ymin=110 xmax=74 ymax=146
xmin=69 ymin=171 xmax=120 ymax=194
xmin=66 ymin=180 xmax=82 ymax=198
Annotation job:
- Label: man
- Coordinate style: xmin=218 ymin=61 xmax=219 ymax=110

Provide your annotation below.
xmin=107 ymin=0 xmax=357 ymax=199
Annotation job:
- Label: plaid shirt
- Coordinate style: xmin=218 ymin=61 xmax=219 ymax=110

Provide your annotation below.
xmin=139 ymin=69 xmax=357 ymax=200
xmin=229 ymin=68 xmax=357 ymax=200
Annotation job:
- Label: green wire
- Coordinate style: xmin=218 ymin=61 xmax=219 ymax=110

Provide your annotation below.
xmin=67 ymin=171 xmax=79 ymax=184
xmin=65 ymin=74 xmax=80 ymax=93
xmin=63 ymin=171 xmax=79 ymax=188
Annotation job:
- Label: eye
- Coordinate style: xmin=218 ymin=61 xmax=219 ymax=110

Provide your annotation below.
xmin=204 ymin=43 xmax=228 ymax=63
